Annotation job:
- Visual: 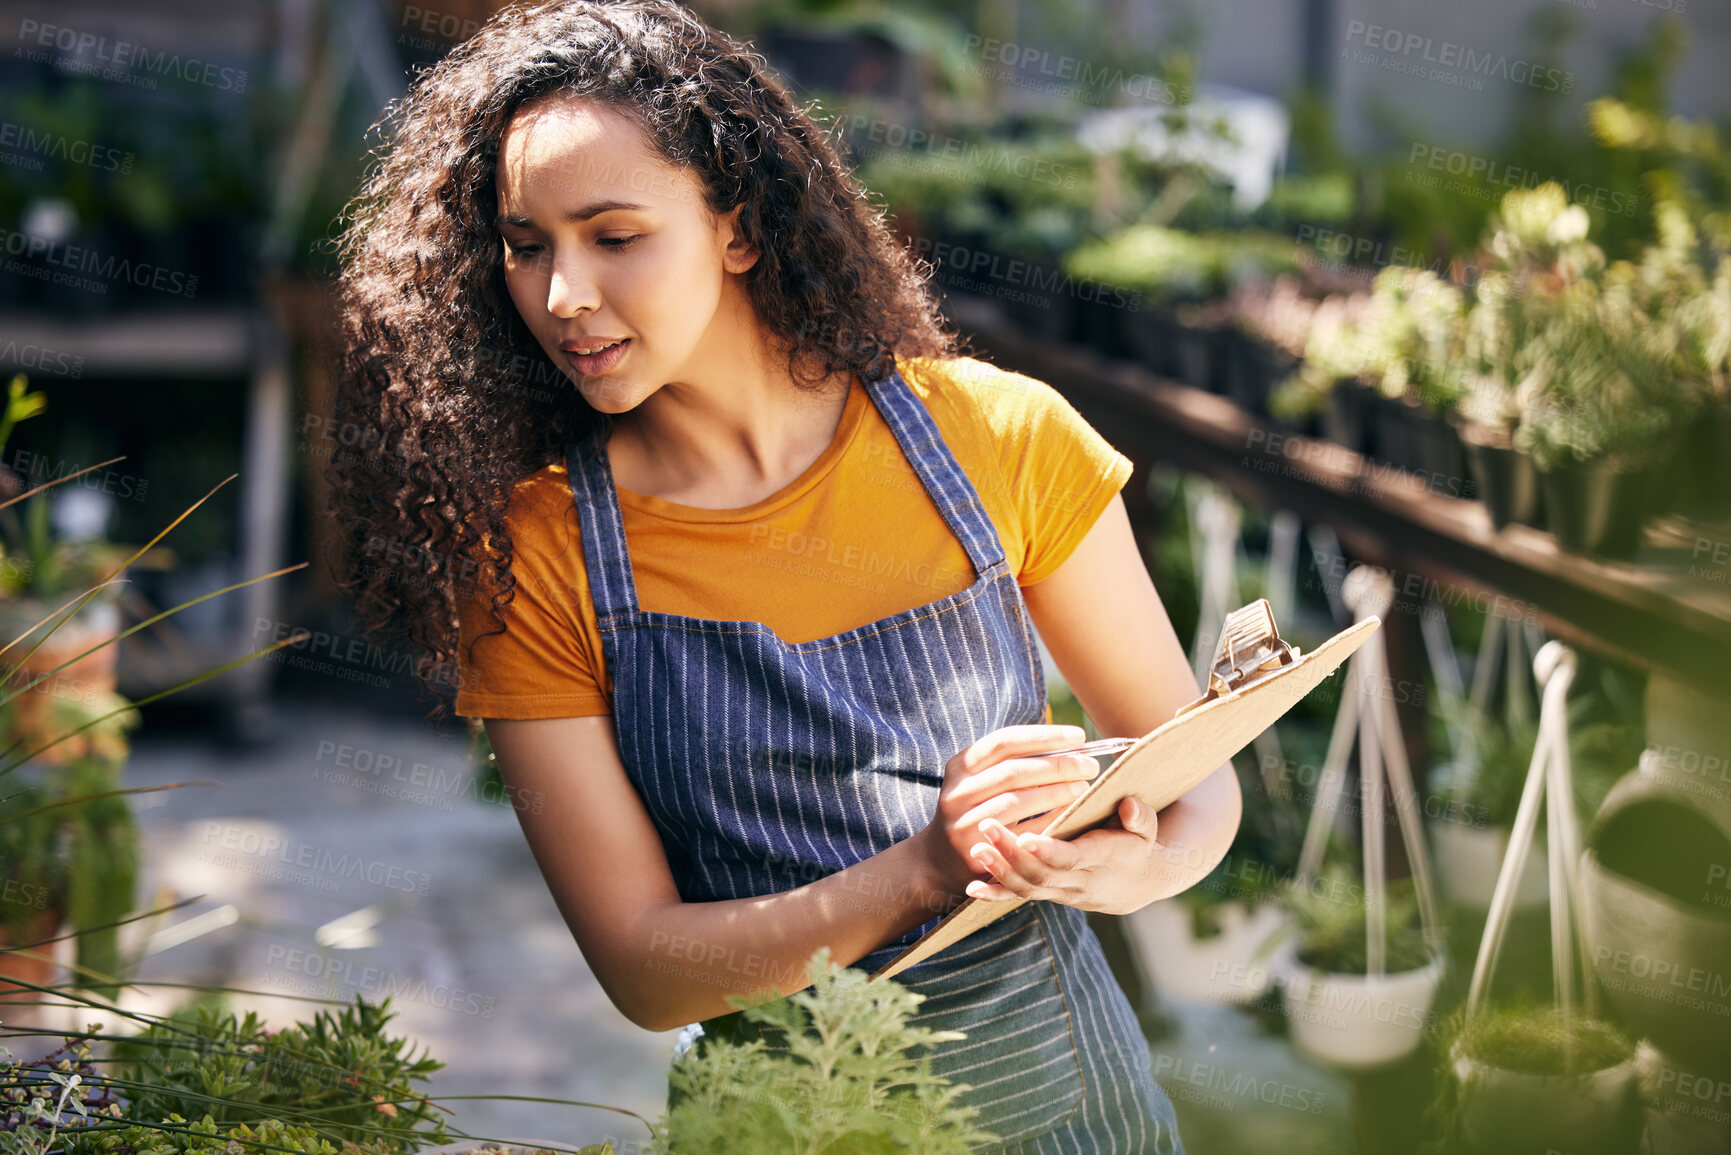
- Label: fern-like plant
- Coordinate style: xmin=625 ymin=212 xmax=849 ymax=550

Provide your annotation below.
xmin=651 ymin=948 xmax=997 ymax=1155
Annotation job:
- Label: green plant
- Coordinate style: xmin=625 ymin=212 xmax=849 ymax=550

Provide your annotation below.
xmin=651 ymin=947 xmax=996 ymax=1154
xmin=0 ymin=748 xmax=139 ymax=999
xmin=1063 ymin=224 xmax=1301 ymax=304
xmin=1423 ymin=1002 xmax=1639 ymax=1149
xmin=1281 ymin=867 xmax=1434 ymax=975
xmin=1271 ymin=264 xmax=1469 ymax=419
xmin=94 ymin=997 xmax=449 ymax=1152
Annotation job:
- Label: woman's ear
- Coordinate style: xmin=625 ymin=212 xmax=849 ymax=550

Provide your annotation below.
xmin=718 ymin=203 xmax=760 ymax=274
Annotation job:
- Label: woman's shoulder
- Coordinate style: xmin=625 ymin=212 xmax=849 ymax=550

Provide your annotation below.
xmin=896 ymin=353 xmax=1079 ymax=437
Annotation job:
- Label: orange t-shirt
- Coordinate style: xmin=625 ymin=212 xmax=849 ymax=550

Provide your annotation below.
xmin=454 ymin=354 xmax=1134 ymax=719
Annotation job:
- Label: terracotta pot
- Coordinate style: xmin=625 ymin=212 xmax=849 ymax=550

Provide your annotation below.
xmin=1451 ymin=1042 xmax=1641 ymax=1155
xmin=0 ymin=907 xmax=62 ymax=1007
xmin=1274 ymin=940 xmax=1445 ymax=1070
xmin=1123 ymin=897 xmax=1289 ymax=1005
xmin=0 ymin=598 xmax=121 ymax=764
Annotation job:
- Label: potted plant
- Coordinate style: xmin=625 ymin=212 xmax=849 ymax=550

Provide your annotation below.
xmin=1065 ymin=225 xmax=1301 ymax=392
xmin=1268 ymin=264 xmax=1470 ymax=478
xmin=1579 ymin=759 xmax=1731 ymax=1074
xmin=0 ymin=382 xmax=134 ymax=761
xmin=1271 ymin=869 xmax=1445 ymax=1071
xmin=1434 ymin=639 xmax=1645 ymax=1155
xmin=1123 ymin=758 xmax=1299 ymax=1005
xmin=1435 ymin=1004 xmax=1641 ymax=1155
xmin=1484 ymin=186 xmax=1708 ymax=558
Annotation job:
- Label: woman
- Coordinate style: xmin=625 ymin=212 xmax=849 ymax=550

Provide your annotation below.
xmin=328 ymin=2 xmax=1238 ymax=1149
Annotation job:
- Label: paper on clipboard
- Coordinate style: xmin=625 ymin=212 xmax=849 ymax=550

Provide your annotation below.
xmin=869 ymin=599 xmax=1381 ymax=982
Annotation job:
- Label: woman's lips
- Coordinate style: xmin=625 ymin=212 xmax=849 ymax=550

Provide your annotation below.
xmin=566 ymin=338 xmax=630 ymax=375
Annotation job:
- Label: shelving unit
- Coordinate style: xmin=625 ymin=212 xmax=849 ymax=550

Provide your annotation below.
xmin=0 ymin=306 xmax=293 ymax=738
xmin=943 ymin=291 xmax=1731 ymax=697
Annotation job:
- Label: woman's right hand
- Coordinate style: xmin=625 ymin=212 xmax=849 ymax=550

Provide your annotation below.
xmin=920 ymin=724 xmax=1103 ymax=896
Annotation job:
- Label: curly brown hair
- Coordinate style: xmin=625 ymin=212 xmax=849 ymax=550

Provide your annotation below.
xmin=325 ymin=0 xmax=965 ymax=719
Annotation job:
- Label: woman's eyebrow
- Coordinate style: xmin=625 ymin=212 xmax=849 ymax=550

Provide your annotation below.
xmin=497 ymin=200 xmax=652 ymax=228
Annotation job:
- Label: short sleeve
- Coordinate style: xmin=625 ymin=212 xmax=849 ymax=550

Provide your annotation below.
xmin=453 ymin=481 xmax=612 ymax=719
xmin=999 ymin=374 xmax=1134 ymax=587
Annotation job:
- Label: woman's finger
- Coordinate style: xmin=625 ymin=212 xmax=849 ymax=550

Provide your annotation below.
xmin=959 ymin=779 xmax=1093 ymax=832
xmin=957 ymin=752 xmax=1099 ymax=803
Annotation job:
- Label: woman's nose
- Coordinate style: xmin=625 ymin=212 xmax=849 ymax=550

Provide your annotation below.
xmin=546 ymin=252 xmax=601 ymax=318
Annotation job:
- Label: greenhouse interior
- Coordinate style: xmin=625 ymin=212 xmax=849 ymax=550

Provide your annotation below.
xmin=1 ymin=0 xmax=1729 ymax=1152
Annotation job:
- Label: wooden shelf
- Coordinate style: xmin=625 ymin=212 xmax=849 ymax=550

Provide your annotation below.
xmin=944 ymin=292 xmax=1731 ymax=695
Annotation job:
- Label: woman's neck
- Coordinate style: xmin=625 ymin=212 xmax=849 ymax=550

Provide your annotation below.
xmin=606 ymin=363 xmax=854 ymax=509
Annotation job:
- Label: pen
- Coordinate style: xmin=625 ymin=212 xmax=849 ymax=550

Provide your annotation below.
xmin=1036 ymin=736 xmax=1137 ymax=759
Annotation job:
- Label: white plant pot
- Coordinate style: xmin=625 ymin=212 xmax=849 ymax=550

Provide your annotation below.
xmin=1274 ymin=940 xmax=1444 ymax=1071
xmin=1124 ymin=898 xmax=1289 ymax=1005
xmin=1452 ymin=1044 xmax=1641 ymax=1155
xmin=1429 ymin=819 xmax=1550 ymax=911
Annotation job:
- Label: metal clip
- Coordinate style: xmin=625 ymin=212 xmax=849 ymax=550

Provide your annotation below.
xmin=1176 ymin=598 xmax=1300 ymax=716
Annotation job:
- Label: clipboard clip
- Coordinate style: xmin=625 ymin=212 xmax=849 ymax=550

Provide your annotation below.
xmin=1176 ymin=598 xmax=1300 ymax=716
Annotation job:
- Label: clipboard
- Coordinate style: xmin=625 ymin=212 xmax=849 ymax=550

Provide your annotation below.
xmin=869 ymin=599 xmax=1381 ymax=981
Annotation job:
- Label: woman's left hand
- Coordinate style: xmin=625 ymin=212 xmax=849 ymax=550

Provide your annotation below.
xmin=964 ymin=764 xmax=1237 ymax=915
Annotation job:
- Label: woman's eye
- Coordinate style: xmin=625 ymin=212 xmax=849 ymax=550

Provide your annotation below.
xmin=505 ymin=241 xmax=544 ymax=258
xmin=599 ymin=235 xmax=639 ymax=250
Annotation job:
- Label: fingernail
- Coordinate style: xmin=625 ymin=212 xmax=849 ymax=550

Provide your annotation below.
xmin=1070 ymin=780 xmax=1089 ymax=796
xmin=972 ymin=849 xmax=992 ymax=870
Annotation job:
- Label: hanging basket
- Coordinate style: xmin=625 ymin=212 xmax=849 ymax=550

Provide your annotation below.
xmin=1451 ymin=1042 xmax=1640 ymax=1155
xmin=1127 ymin=897 xmax=1289 ymax=1005
xmin=1430 ymin=819 xmax=1550 ymax=911
xmin=1277 ymin=941 xmax=1445 ymax=1070
xmin=1577 ymin=760 xmax=1731 ymax=1074
xmin=1445 ymin=641 xmax=1646 ymax=1154
xmin=1278 ymin=567 xmax=1445 ymax=1071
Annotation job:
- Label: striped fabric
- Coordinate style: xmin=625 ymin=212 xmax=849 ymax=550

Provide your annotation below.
xmin=564 ymin=360 xmax=1183 ymax=1152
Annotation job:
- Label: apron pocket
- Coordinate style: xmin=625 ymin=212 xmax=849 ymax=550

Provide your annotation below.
xmin=896 ymin=904 xmax=1087 ymax=1145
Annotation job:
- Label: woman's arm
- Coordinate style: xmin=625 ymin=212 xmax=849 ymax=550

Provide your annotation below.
xmin=485 ymin=713 xmax=1098 ymax=1031
xmin=978 ymin=491 xmax=1242 ymax=913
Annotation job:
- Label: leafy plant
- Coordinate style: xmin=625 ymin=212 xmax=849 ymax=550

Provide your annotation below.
xmin=1280 ymin=867 xmax=1434 ymax=975
xmin=651 ymin=947 xmax=996 ymax=1154
xmin=1063 ymin=224 xmax=1301 ymax=304
xmin=1450 ymin=1003 xmax=1634 ymax=1077
xmin=100 ymin=997 xmax=450 ymax=1151
xmin=1271 ymin=264 xmax=1469 ymax=419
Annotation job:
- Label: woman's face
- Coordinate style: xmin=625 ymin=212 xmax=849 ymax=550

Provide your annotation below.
xmin=495 ymin=93 xmax=758 ymax=413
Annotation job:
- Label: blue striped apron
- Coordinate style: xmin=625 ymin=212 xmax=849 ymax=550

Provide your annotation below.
xmin=564 ymin=361 xmax=1183 ymax=1153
